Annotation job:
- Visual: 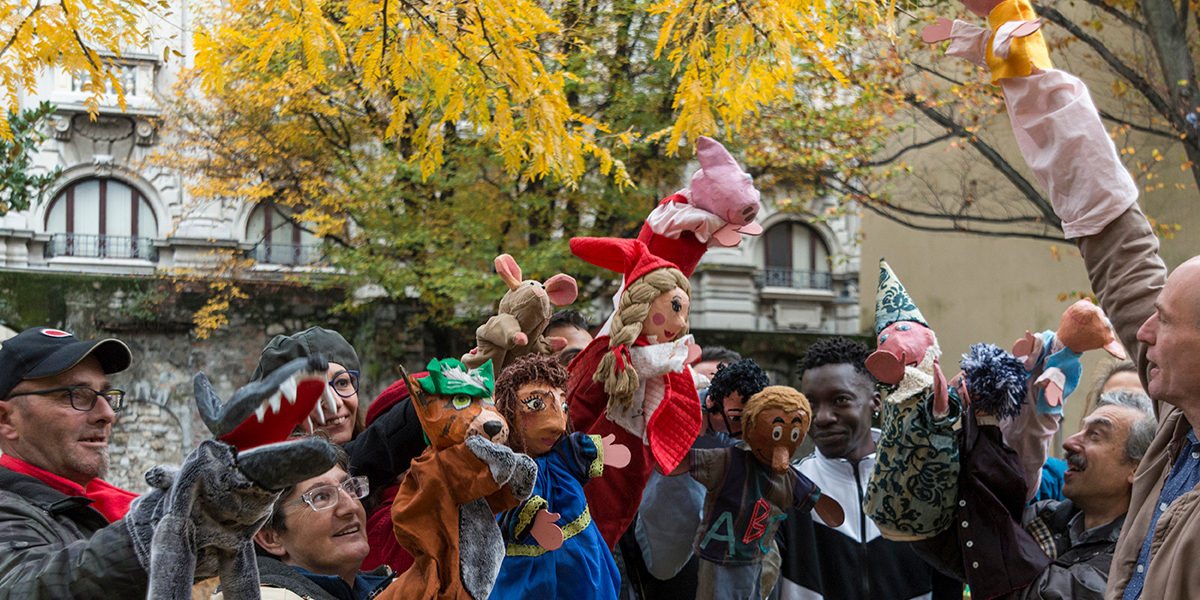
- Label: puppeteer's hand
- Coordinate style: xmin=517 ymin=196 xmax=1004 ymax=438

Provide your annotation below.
xmin=922 ymin=17 xmax=955 ymax=43
xmin=531 ymin=509 xmax=564 ymax=551
xmin=601 ymin=434 xmax=631 ymax=469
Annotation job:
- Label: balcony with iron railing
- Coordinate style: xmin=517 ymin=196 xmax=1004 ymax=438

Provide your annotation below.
xmin=754 ymin=268 xmax=833 ymax=290
xmin=251 ymin=242 xmax=325 ymax=266
xmin=43 ymin=233 xmax=159 ymax=261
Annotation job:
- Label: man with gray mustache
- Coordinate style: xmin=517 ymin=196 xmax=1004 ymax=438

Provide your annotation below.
xmin=1018 ymin=390 xmax=1157 ymax=600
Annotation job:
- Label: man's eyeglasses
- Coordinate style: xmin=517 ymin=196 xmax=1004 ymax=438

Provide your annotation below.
xmin=285 ymin=476 xmax=369 ymax=512
xmin=6 ymin=387 xmax=126 ymax=412
xmin=329 ymin=370 xmax=359 ymax=398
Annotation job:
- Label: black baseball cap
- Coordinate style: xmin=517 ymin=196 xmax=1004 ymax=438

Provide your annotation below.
xmin=0 ymin=327 xmax=132 ymax=400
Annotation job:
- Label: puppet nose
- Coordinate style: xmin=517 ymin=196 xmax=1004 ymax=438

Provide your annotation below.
xmin=771 ymin=447 xmax=791 ymax=473
xmin=483 ymin=421 xmax=504 ymax=437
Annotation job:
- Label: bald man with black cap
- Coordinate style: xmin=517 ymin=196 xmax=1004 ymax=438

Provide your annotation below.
xmin=0 ymin=327 xmax=150 ymax=599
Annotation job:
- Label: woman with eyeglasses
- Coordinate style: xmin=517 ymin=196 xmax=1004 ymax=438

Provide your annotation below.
xmin=250 ymin=328 xmax=427 ymax=528
xmin=213 ymin=443 xmax=397 ymax=600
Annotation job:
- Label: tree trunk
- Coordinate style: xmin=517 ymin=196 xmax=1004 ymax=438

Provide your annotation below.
xmin=1139 ymin=0 xmax=1200 ymax=185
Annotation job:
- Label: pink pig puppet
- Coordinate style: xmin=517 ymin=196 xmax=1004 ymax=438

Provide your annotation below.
xmin=637 ymin=136 xmax=764 ymax=278
xmin=595 ymin=137 xmax=764 ymax=339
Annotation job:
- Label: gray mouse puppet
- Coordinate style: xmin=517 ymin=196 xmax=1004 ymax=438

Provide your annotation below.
xmin=462 ymin=253 xmax=578 ymax=371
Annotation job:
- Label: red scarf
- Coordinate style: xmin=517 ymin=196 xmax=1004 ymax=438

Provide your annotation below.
xmin=0 ymin=454 xmax=137 ymax=523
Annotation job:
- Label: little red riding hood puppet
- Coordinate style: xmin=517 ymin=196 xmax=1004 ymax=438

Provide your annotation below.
xmin=565 ymin=237 xmax=703 ymax=548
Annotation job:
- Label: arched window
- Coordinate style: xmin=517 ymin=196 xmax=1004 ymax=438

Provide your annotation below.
xmin=246 ymin=201 xmax=320 ymax=265
xmin=760 ymin=221 xmax=831 ymax=289
xmin=44 ymin=178 xmax=158 ymax=260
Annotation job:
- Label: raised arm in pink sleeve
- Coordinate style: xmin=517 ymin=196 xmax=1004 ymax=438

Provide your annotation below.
xmin=1000 ymin=70 xmax=1138 ymax=237
xmin=997 ymin=67 xmax=1165 ymax=403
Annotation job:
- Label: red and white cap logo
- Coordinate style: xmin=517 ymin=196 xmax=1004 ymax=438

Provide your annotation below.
xmin=40 ymin=329 xmax=73 ymax=338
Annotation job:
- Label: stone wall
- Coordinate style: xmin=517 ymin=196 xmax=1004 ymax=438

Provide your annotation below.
xmin=0 ymin=270 xmax=475 ymax=492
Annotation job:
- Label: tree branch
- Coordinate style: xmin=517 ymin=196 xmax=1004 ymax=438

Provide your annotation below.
xmin=868 ymin=132 xmax=956 ymax=166
xmin=902 ymin=92 xmax=1062 ymax=229
xmin=1076 ymin=0 xmax=1146 ymax=31
xmin=856 ymin=197 xmax=1069 ymax=242
xmin=270 ymin=197 xmax=354 ymax=249
xmin=59 ymin=0 xmax=101 ymax=71
xmin=1034 ymin=4 xmax=1176 ymax=128
xmin=0 ymin=1 xmax=44 ymax=60
xmin=830 ymin=177 xmax=1052 ymax=224
xmin=380 ymin=0 xmax=389 ymax=80
xmin=395 ymin=0 xmax=492 ymax=83
xmin=1097 ymin=109 xmax=1181 ymax=140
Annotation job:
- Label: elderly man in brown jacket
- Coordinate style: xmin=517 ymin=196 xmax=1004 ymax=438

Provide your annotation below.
xmin=985 ymin=51 xmax=1198 ymax=600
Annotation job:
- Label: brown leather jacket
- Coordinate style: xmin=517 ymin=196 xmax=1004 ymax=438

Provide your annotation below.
xmin=1072 ymin=205 xmax=1200 ymax=600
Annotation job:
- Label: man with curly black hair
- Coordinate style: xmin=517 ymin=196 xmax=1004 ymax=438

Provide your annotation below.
xmin=777 ymin=336 xmax=954 ymax=600
xmin=705 ymin=359 xmax=770 ymax=439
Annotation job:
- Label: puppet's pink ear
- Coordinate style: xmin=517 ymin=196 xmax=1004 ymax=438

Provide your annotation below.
xmin=696 ymin=136 xmax=739 ymax=171
xmin=495 ymin=254 xmax=522 ymax=290
xmin=546 ymin=336 xmax=568 ymax=352
xmin=866 ymin=350 xmax=906 ymax=385
xmin=815 ymin=494 xmax=845 ymax=527
xmin=544 ymin=274 xmax=578 ymax=306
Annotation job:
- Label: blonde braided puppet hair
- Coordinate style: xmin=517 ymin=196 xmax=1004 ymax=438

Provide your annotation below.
xmin=593 ymin=267 xmax=691 ymax=411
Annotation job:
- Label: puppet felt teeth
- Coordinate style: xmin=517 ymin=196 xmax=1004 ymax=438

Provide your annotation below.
xmin=128 ymin=363 xmax=342 ymax=600
xmin=196 ymin=355 xmax=328 ymax=450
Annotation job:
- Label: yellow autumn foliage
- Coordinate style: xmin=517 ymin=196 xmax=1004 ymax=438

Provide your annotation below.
xmin=0 ymin=0 xmax=170 ymax=139
xmin=190 ymin=0 xmax=885 ymax=183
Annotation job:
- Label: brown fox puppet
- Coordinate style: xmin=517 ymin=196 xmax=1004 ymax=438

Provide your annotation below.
xmin=377 ymin=358 xmax=538 ymax=600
